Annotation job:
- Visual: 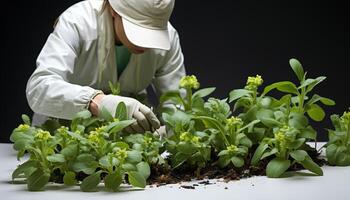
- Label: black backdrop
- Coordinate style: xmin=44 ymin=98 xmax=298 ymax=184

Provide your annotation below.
xmin=1 ymin=0 xmax=348 ymax=142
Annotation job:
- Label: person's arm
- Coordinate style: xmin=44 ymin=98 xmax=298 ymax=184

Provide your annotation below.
xmin=152 ymin=24 xmax=186 ymax=96
xmin=26 ymin=9 xmax=99 ymax=120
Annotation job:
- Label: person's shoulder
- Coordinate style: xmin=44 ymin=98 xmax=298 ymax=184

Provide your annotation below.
xmin=58 ymin=0 xmax=102 ymax=25
xmin=167 ymin=22 xmax=180 ymax=40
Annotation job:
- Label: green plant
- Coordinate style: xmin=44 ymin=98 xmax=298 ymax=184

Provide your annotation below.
xmin=10 ymin=103 xmax=155 ymax=191
xmin=326 ymin=110 xmax=350 ymax=166
xmin=9 ymin=58 xmax=350 ymax=192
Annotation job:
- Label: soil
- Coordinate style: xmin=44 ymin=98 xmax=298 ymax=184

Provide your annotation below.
xmin=148 ymin=148 xmax=326 ymax=188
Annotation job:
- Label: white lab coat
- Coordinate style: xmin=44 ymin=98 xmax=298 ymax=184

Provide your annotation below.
xmin=26 ymin=0 xmax=185 ymax=122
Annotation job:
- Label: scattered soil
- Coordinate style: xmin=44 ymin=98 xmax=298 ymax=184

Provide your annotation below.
xmin=148 ymin=148 xmax=326 ymax=188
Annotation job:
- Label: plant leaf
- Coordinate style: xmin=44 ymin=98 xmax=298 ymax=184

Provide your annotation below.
xmin=193 ymin=87 xmax=216 ymax=98
xmin=63 ymin=171 xmax=77 ymax=186
xmin=104 ymin=172 xmax=123 ymax=191
xmin=289 ymin=58 xmax=304 ymax=82
xmin=229 ymin=89 xmax=252 ymax=102
xmin=106 ymin=120 xmax=136 ymax=134
xmin=127 ymin=171 xmax=146 ymax=188
xmin=231 ymin=156 xmax=244 ymax=168
xmin=300 ymin=156 xmax=323 ymax=176
xmin=289 ymin=150 xmax=308 ymax=162
xmin=115 ymin=102 xmax=127 ymax=120
xmin=27 ymin=168 xmax=50 ymax=191
xmin=12 ymin=160 xmax=39 ymax=180
xmin=61 ymin=144 xmax=78 ymax=158
xmin=262 ymin=81 xmax=299 ymax=96
xmin=136 ymin=162 xmax=151 ymax=179
xmin=100 ymin=107 xmax=114 ymax=121
xmin=47 ymin=154 xmax=66 ymax=163
xmin=80 ymin=171 xmax=102 ymax=192
xmin=307 ymin=104 xmax=325 ymax=121
xmin=21 ymin=114 xmax=31 ymax=125
xmin=266 ymin=158 xmax=291 ymax=178
xmin=251 ymin=142 xmax=269 ymax=165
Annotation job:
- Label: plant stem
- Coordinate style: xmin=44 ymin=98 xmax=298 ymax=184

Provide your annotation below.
xmin=185 ymin=88 xmax=193 ymax=111
xmin=299 ymin=88 xmax=306 ymax=113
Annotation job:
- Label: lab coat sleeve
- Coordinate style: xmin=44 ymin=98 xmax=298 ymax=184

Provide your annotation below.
xmin=152 ymin=27 xmax=186 ymax=96
xmin=26 ymin=10 xmax=97 ymax=120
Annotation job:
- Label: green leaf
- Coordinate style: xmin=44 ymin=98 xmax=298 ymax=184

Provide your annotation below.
xmin=229 ymin=89 xmax=252 ymax=102
xmin=63 ymin=171 xmax=77 ymax=186
xmin=127 ymin=171 xmax=146 ymax=188
xmin=261 ymin=148 xmax=278 ymax=160
xmin=251 ymin=142 xmax=269 ymax=165
xmin=99 ymin=156 xmax=112 ymax=169
xmin=218 ymin=155 xmax=231 ymax=167
xmin=306 ymin=76 xmax=326 ymax=93
xmin=326 ymin=143 xmax=339 ymax=165
xmin=136 ymin=162 xmax=151 ymax=179
xmin=262 ymin=81 xmax=299 ymax=96
xmin=115 ymin=102 xmax=127 ymax=120
xmin=218 ymin=150 xmax=230 ymax=157
xmin=72 ymin=154 xmax=98 ymax=174
xmin=27 ymin=168 xmax=50 ymax=191
xmin=289 ymin=58 xmax=304 ymax=82
xmin=47 ymin=154 xmax=65 ymax=163
xmin=12 ymin=137 xmax=34 ymax=151
xmin=126 ymin=150 xmax=142 ymax=163
xmin=177 ymin=142 xmax=197 ymax=155
xmin=109 ymin=81 xmax=120 ymax=95
xmin=122 ymin=163 xmax=137 ymax=171
xmin=61 ymin=144 xmax=78 ymax=157
xmin=12 ymin=160 xmax=39 ymax=180
xmin=288 ymin=138 xmax=306 ymax=149
xmin=289 ymin=150 xmax=308 ymax=162
xmin=106 ymin=120 xmax=136 ymax=134
xmin=231 ymin=156 xmax=244 ymax=168
xmin=172 ymin=153 xmax=189 ymax=169
xmin=319 ymin=97 xmax=335 ymax=106
xmin=100 ymin=107 xmax=114 ymax=121
xmin=21 ymin=114 xmax=31 ymax=125
xmin=299 ymin=126 xmax=316 ymax=140
xmin=80 ymin=171 xmax=102 ymax=192
xmin=104 ymin=172 xmax=123 ymax=191
xmin=266 ymin=158 xmax=291 ymax=178
xmin=159 ymin=90 xmax=182 ymax=105
xmin=193 ymin=87 xmax=216 ymax=98
xmin=307 ymin=104 xmax=325 ymax=121
xmin=288 ymin=112 xmax=308 ymax=129
xmin=306 ymin=94 xmax=335 ymax=107
xmin=300 ymin=156 xmax=323 ymax=176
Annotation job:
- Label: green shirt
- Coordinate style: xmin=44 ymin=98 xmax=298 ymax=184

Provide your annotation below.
xmin=115 ymin=45 xmax=131 ymax=77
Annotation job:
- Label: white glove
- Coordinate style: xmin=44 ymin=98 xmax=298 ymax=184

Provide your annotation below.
xmin=98 ymin=94 xmax=160 ymax=133
xmin=153 ymin=125 xmax=167 ymax=139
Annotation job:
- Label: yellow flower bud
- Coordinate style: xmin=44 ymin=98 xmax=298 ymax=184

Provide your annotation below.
xmin=35 ymin=130 xmax=52 ymax=141
xmin=226 ymin=116 xmax=243 ymax=129
xmin=245 ymin=75 xmax=263 ymax=90
xmin=17 ymin=124 xmax=30 ymax=132
xmin=227 ymin=144 xmax=238 ymax=153
xmin=115 ymin=149 xmax=128 ymax=160
xmin=341 ymin=111 xmax=350 ymax=124
xmin=179 ymin=75 xmax=200 ymax=89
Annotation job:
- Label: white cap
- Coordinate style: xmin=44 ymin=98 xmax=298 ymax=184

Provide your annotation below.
xmin=108 ymin=0 xmax=175 ymax=50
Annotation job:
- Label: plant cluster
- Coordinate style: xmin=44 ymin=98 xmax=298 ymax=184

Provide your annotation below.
xmin=9 ymin=58 xmax=349 ymax=192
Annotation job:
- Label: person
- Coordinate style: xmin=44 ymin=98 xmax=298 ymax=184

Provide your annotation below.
xmin=26 ymin=0 xmax=185 ymax=133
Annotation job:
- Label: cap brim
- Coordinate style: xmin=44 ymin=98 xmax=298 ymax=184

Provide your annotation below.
xmin=122 ymin=18 xmax=171 ymax=51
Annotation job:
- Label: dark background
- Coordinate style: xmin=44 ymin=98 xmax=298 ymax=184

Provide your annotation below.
xmin=1 ymin=0 xmax=348 ymax=142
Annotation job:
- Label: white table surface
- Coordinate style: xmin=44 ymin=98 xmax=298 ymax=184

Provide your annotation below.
xmin=1 ymin=142 xmax=349 ymax=200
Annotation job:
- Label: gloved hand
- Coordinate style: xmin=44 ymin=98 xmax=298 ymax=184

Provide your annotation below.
xmin=152 ymin=125 xmax=167 ymax=139
xmin=97 ymin=94 xmax=160 ymax=133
